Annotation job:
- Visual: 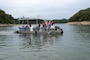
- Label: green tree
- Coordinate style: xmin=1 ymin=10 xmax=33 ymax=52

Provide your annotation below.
xmin=69 ymin=8 xmax=90 ymax=22
xmin=0 ymin=9 xmax=15 ymax=24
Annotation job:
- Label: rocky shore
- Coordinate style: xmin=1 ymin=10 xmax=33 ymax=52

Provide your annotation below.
xmin=67 ymin=21 xmax=90 ymax=25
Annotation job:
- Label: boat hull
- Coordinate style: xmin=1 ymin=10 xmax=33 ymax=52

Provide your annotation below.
xmin=15 ymin=30 xmax=63 ymax=34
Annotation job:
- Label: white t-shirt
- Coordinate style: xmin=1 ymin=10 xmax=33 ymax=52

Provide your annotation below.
xmin=50 ymin=25 xmax=55 ymax=29
xmin=30 ymin=26 xmax=33 ymax=31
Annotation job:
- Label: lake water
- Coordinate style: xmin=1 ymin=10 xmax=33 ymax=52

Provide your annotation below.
xmin=0 ymin=24 xmax=90 ymax=60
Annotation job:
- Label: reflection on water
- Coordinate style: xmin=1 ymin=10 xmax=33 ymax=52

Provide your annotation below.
xmin=0 ymin=25 xmax=62 ymax=50
xmin=19 ymin=34 xmax=62 ymax=49
xmin=70 ymin=25 xmax=90 ymax=41
xmin=0 ymin=24 xmax=90 ymax=60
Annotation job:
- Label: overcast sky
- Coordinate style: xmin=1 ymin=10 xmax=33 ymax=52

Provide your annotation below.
xmin=0 ymin=0 xmax=90 ymax=19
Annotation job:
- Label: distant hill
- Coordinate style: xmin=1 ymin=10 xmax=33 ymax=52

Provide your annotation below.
xmin=52 ymin=19 xmax=68 ymax=23
xmin=0 ymin=9 xmax=15 ymax=24
xmin=69 ymin=8 xmax=90 ymax=22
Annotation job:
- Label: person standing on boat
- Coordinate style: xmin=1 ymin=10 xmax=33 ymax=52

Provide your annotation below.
xmin=41 ymin=24 xmax=46 ymax=31
xmin=47 ymin=21 xmax=51 ymax=29
xmin=25 ymin=25 xmax=30 ymax=31
xmin=33 ymin=24 xmax=41 ymax=31
xmin=42 ymin=21 xmax=47 ymax=30
xmin=50 ymin=21 xmax=54 ymax=25
xmin=50 ymin=21 xmax=55 ymax=29
xmin=44 ymin=21 xmax=48 ymax=26
xmin=29 ymin=24 xmax=33 ymax=31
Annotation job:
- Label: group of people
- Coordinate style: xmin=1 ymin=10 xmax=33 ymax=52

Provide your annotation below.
xmin=19 ymin=20 xmax=60 ymax=32
xmin=42 ymin=21 xmax=54 ymax=29
xmin=33 ymin=20 xmax=55 ymax=31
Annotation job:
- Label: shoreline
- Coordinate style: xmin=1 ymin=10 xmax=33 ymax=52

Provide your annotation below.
xmin=0 ymin=24 xmax=38 ymax=27
xmin=0 ymin=24 xmax=17 ymax=27
xmin=67 ymin=21 xmax=90 ymax=25
xmin=0 ymin=21 xmax=90 ymax=26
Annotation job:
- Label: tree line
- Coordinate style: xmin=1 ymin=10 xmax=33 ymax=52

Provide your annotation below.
xmin=69 ymin=8 xmax=90 ymax=22
xmin=52 ymin=19 xmax=68 ymax=23
xmin=0 ymin=9 xmax=15 ymax=24
xmin=0 ymin=8 xmax=90 ymax=24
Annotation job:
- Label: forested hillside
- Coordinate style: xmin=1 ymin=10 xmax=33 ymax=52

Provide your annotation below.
xmin=69 ymin=8 xmax=90 ymax=22
xmin=0 ymin=9 xmax=15 ymax=24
